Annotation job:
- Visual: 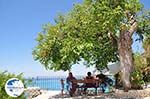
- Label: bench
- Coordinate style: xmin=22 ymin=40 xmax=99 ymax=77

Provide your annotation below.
xmin=72 ymin=79 xmax=100 ymax=95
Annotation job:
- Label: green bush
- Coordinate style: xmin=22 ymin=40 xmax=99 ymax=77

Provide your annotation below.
xmin=131 ymin=69 xmax=144 ymax=88
xmin=132 ymin=53 xmax=150 ymax=88
xmin=0 ymin=71 xmax=26 ymax=99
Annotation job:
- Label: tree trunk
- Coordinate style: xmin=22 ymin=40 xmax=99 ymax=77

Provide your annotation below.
xmin=117 ymin=18 xmax=138 ymax=91
xmin=118 ymin=30 xmax=134 ymax=92
xmin=108 ymin=17 xmax=137 ymax=91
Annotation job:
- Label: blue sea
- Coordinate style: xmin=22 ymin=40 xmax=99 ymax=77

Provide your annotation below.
xmin=25 ymin=76 xmax=115 ymax=90
xmin=25 ymin=77 xmax=65 ymax=90
xmin=25 ymin=76 xmax=83 ymax=90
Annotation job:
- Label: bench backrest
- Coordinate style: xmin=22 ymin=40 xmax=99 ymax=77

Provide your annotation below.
xmin=85 ymin=79 xmax=96 ymax=84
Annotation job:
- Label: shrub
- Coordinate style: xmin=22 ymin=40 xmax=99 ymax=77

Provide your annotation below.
xmin=131 ymin=69 xmax=144 ymax=89
xmin=0 ymin=71 xmax=26 ymax=99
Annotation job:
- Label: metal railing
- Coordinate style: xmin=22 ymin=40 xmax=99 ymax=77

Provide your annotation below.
xmin=25 ymin=76 xmax=84 ymax=90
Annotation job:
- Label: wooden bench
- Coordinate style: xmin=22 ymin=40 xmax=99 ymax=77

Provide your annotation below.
xmin=72 ymin=79 xmax=100 ymax=95
xmin=66 ymin=78 xmax=114 ymax=96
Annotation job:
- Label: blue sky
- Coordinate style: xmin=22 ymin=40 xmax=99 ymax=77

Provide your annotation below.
xmin=0 ymin=0 xmax=149 ymax=77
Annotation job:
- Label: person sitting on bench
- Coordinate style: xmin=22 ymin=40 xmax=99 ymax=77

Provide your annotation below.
xmin=83 ymin=72 xmax=96 ymax=94
xmin=66 ymin=72 xmax=77 ymax=96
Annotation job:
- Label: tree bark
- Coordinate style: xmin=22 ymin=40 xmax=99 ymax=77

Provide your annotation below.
xmin=118 ymin=32 xmax=133 ymax=91
xmin=118 ymin=19 xmax=137 ymax=91
xmin=108 ymin=16 xmax=137 ymax=91
xmin=118 ymin=22 xmax=137 ymax=91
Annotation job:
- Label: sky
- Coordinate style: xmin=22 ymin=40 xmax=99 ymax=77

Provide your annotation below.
xmin=0 ymin=0 xmax=149 ymax=77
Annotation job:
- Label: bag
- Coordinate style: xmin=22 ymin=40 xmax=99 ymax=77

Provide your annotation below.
xmin=106 ymin=78 xmax=113 ymax=86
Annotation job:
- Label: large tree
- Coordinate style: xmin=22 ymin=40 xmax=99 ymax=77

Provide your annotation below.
xmin=33 ymin=0 xmax=150 ymax=91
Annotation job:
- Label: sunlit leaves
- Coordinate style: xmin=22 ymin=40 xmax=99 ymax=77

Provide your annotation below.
xmin=137 ymin=10 xmax=150 ymax=36
xmin=33 ymin=0 xmax=146 ymax=71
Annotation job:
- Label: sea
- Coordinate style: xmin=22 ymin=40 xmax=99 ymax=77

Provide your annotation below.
xmin=25 ymin=76 xmax=83 ymax=90
xmin=25 ymin=76 xmax=115 ymax=90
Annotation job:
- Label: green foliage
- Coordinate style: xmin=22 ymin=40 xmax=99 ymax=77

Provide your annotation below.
xmin=0 ymin=71 xmax=25 ymax=99
xmin=134 ymin=53 xmax=146 ymax=69
xmin=132 ymin=53 xmax=147 ymax=86
xmin=131 ymin=53 xmax=149 ymax=85
xmin=130 ymin=55 xmax=144 ymax=88
xmin=131 ymin=69 xmax=144 ymax=87
xmin=142 ymin=34 xmax=150 ymax=82
xmin=143 ymin=34 xmax=150 ymax=57
xmin=137 ymin=10 xmax=150 ymax=37
xmin=33 ymin=0 xmax=147 ymax=71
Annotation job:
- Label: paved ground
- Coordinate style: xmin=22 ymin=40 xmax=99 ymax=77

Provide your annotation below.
xmin=26 ymin=87 xmax=150 ymax=99
xmin=51 ymin=89 xmax=150 ymax=99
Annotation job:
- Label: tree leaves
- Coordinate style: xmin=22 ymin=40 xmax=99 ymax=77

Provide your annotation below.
xmin=33 ymin=0 xmax=147 ymax=71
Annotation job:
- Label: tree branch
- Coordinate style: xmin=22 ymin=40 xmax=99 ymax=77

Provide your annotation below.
xmin=128 ymin=21 xmax=138 ymax=36
xmin=108 ymin=32 xmax=118 ymax=47
xmin=128 ymin=15 xmax=138 ymax=36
